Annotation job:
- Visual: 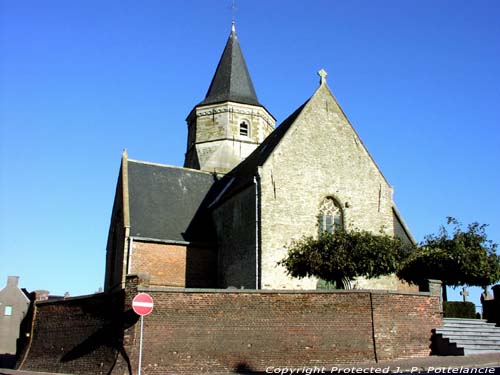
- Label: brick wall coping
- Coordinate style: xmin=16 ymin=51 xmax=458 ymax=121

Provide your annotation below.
xmin=35 ymin=292 xmax=106 ymax=306
xmin=137 ymin=286 xmax=431 ymax=297
xmin=131 ymin=235 xmax=214 ymax=248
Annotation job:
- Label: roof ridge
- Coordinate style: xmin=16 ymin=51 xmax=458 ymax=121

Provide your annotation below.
xmin=127 ymin=159 xmax=215 ymax=175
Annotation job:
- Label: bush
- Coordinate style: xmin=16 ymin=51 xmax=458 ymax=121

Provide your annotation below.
xmin=443 ymin=301 xmax=476 ymax=318
xmin=280 ymin=229 xmax=414 ymax=285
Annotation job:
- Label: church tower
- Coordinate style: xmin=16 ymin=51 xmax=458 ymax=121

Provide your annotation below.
xmin=184 ymin=23 xmax=275 ymax=174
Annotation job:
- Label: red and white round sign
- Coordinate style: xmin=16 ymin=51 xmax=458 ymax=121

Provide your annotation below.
xmin=132 ymin=293 xmax=154 ymax=316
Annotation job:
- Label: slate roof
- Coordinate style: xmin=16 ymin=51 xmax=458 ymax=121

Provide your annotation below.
xmin=127 ymin=160 xmax=219 ymax=243
xmin=199 ymin=24 xmax=261 ymax=107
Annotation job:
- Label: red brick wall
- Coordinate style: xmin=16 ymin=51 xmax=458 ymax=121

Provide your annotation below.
xmin=124 ymin=286 xmax=441 ymax=374
xmin=371 ymin=292 xmax=442 ymax=361
xmin=18 ymin=291 xmax=133 ymax=375
xmin=18 ymin=278 xmax=441 ymax=375
xmin=130 ymin=241 xmax=217 ymax=288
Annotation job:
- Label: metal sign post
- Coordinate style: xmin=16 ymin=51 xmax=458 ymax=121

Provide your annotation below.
xmin=138 ymin=315 xmax=144 ymax=375
xmin=132 ymin=293 xmax=154 ymax=375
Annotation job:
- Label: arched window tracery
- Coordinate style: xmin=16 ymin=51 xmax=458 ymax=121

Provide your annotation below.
xmin=318 ymin=197 xmax=343 ymax=233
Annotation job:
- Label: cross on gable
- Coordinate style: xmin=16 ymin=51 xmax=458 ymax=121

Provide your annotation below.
xmin=460 ymin=287 xmax=469 ymax=302
xmin=318 ymin=69 xmax=328 ymax=85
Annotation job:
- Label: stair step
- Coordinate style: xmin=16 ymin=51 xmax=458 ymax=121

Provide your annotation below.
xmin=443 ymin=321 xmax=495 ymax=327
xmin=438 ymin=338 xmax=500 ymax=350
xmin=442 ymin=327 xmax=499 ymax=333
xmin=437 ymin=334 xmax=500 ymax=341
xmin=443 ymin=318 xmax=489 ymax=324
xmin=450 ymin=339 xmax=500 ymax=349
xmin=433 ymin=318 xmax=500 ymax=356
xmin=464 ymin=348 xmax=500 ymax=355
xmin=443 ymin=323 xmax=498 ymax=329
xmin=436 ymin=328 xmax=500 ymax=336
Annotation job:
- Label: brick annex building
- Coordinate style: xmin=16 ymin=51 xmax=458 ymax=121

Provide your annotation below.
xmin=104 ymin=23 xmax=415 ymax=293
xmin=15 ymin=24 xmax=444 ymax=374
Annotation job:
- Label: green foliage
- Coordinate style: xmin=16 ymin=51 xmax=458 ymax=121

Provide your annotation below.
xmin=279 ymin=229 xmax=414 ymax=284
xmin=443 ymin=301 xmax=476 ymax=319
xmin=397 ymin=217 xmax=500 ymax=288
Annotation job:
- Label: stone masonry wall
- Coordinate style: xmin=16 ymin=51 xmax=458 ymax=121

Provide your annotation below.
xmin=185 ymin=102 xmax=275 ymax=173
xmin=213 ymin=185 xmax=257 ymax=289
xmin=259 ymin=83 xmax=399 ymax=290
xmin=190 ymin=102 xmax=274 ymax=145
xmin=104 ymin=170 xmax=126 ymax=292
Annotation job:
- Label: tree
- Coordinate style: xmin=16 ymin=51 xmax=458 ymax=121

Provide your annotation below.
xmin=279 ymin=228 xmax=414 ymax=287
xmin=397 ymin=217 xmax=500 ymax=301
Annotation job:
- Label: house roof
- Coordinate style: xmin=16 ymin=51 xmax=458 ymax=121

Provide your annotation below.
xmin=126 ymin=160 xmax=219 ymax=243
xmin=199 ymin=23 xmax=261 ymax=107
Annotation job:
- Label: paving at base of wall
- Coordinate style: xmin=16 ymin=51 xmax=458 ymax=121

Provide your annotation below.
xmin=3 ymin=353 xmax=500 ymax=375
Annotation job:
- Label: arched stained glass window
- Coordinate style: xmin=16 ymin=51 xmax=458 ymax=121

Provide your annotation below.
xmin=318 ymin=197 xmax=343 ymax=233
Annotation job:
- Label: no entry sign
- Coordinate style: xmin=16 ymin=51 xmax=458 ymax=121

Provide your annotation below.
xmin=132 ymin=293 xmax=154 ymax=316
xmin=133 ymin=293 xmax=153 ymax=375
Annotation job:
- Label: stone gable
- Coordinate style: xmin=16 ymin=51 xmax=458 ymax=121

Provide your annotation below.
xmin=258 ymin=82 xmax=399 ymax=289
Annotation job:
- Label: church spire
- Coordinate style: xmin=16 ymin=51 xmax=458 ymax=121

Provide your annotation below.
xmin=200 ymin=23 xmax=260 ymax=107
xmin=184 ymin=23 xmax=275 ymax=174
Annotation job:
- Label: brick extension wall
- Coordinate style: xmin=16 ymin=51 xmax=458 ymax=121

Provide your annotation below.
xmin=17 ymin=291 xmax=136 ymax=375
xmin=18 ymin=277 xmax=441 ymax=374
xmin=130 ymin=241 xmax=217 ymax=288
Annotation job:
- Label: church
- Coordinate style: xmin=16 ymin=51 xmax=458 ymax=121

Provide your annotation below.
xmin=103 ymin=23 xmax=414 ymax=293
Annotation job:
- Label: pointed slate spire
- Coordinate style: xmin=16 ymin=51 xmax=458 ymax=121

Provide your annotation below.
xmin=199 ymin=23 xmax=261 ymax=106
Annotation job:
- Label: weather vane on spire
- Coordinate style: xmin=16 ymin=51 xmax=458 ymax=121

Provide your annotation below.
xmin=230 ymin=0 xmax=237 ymax=25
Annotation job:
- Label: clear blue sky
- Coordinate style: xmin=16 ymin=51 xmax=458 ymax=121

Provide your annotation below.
xmin=1 ymin=1 xmax=499 ymax=308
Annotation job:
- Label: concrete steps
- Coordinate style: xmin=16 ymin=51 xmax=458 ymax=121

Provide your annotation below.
xmin=433 ymin=318 xmax=500 ymax=355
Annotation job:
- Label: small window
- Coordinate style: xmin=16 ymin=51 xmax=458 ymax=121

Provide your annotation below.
xmin=4 ymin=305 xmax=12 ymax=316
xmin=318 ymin=197 xmax=343 ymax=234
xmin=239 ymin=121 xmax=249 ymax=137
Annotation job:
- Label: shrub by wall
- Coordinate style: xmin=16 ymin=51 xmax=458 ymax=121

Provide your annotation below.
xmin=443 ymin=301 xmax=476 ymax=319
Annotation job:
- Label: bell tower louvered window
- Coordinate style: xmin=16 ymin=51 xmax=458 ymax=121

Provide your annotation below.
xmin=239 ymin=121 xmax=249 ymax=137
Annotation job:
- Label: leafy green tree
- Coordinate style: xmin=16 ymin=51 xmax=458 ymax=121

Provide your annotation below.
xmin=279 ymin=228 xmax=414 ymax=287
xmin=397 ymin=217 xmax=500 ymax=301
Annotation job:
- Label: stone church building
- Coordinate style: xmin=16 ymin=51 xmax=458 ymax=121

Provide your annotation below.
xmin=104 ymin=24 xmax=414 ymax=293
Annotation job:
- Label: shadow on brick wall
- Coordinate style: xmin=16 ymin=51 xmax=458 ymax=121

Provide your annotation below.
xmin=0 ymin=354 xmax=16 ymax=369
xmin=185 ymin=246 xmax=218 ymax=287
xmin=234 ymin=362 xmax=267 ymax=374
xmin=18 ymin=291 xmax=139 ymax=375
xmin=60 ymin=309 xmax=138 ymax=374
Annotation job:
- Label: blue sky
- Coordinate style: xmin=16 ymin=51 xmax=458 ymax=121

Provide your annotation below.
xmin=1 ymin=1 xmax=499 ymax=308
